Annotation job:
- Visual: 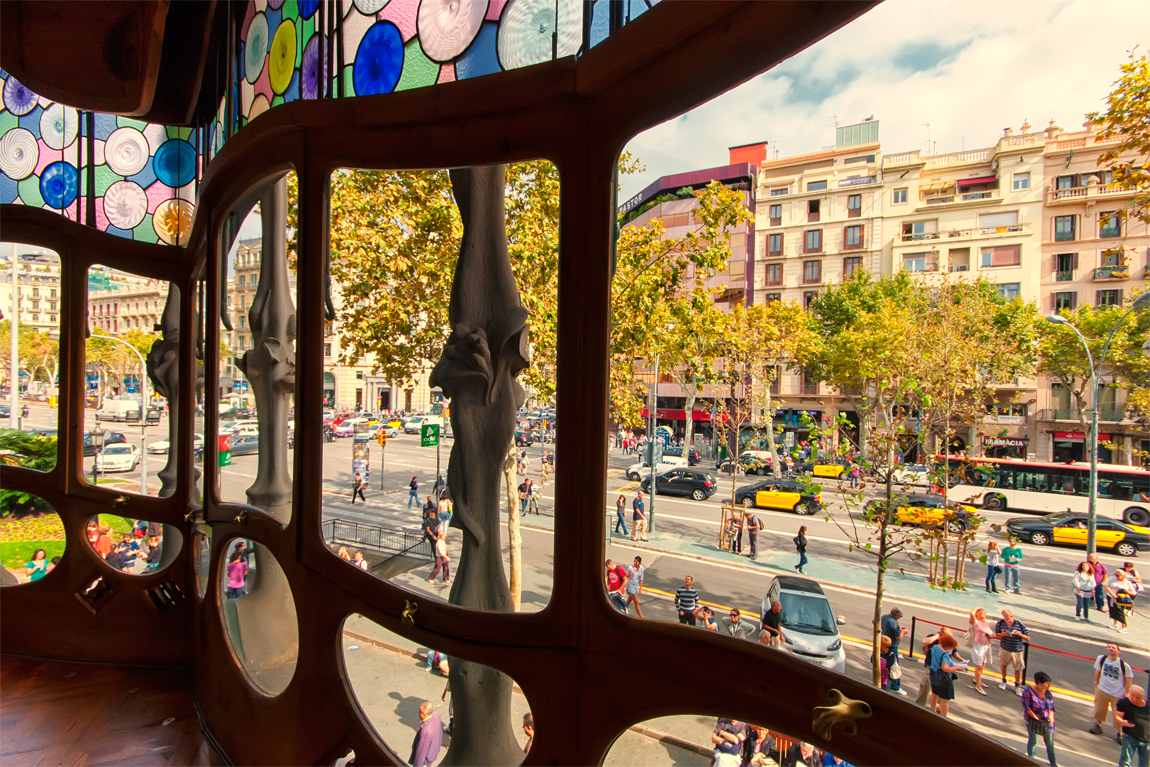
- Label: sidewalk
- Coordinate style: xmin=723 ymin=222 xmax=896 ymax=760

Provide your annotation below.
xmin=341 ymin=616 xmax=710 ymax=765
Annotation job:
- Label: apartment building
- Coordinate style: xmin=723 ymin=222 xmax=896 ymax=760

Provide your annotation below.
xmin=739 ymin=122 xmax=884 ymax=446
xmin=0 ymin=250 xmax=62 ymax=334
xmin=87 ymin=277 xmax=167 ymax=334
xmin=1037 ymin=122 xmax=1150 ymax=464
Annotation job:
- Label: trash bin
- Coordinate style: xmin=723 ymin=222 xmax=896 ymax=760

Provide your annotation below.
xmin=219 ymin=434 xmax=232 ymax=467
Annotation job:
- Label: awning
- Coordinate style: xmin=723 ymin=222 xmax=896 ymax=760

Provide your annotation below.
xmin=919 ymin=182 xmax=953 ymax=194
xmin=958 ymin=175 xmax=998 ymax=187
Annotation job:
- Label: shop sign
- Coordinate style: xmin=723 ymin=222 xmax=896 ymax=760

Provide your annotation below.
xmin=984 ymin=437 xmax=1027 ymax=448
xmin=1053 ymin=432 xmax=1112 ymax=442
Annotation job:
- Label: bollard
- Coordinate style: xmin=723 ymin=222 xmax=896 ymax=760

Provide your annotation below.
xmin=907 ymin=616 xmax=917 ymax=660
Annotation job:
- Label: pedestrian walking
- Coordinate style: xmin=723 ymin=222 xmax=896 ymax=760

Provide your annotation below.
xmin=675 ymin=575 xmax=699 ymax=626
xmin=1002 ymin=538 xmax=1023 ymax=593
xmin=710 ymin=718 xmax=748 ymax=767
xmin=631 ymin=492 xmax=648 ymax=541
xmin=917 ymin=628 xmax=953 ymax=706
xmin=604 ymin=559 xmax=628 ymax=613
xmin=351 ymin=472 xmax=366 ymax=504
xmin=522 ymin=713 xmax=535 ymax=755
xmin=848 ymin=462 xmax=860 ymax=489
xmin=409 ymin=702 xmax=444 ymax=767
xmin=518 ymin=478 xmax=531 ymax=516
xmin=613 ymin=494 xmax=628 ymax=536
xmin=880 ymin=607 xmax=909 ymax=696
xmin=721 ymin=607 xmax=756 ymax=640
xmin=226 ymin=549 xmax=248 ymax=599
xmin=624 ymin=556 xmax=644 ymax=617
xmin=985 ymin=541 xmax=1001 ymax=592
xmin=1107 ymin=569 xmax=1135 ymax=633
xmin=745 ymin=511 xmax=760 ymax=560
xmin=421 ymin=509 xmax=440 ymax=546
xmin=1121 ymin=562 xmax=1143 ymax=606
xmin=1114 ymin=685 xmax=1148 ymax=767
xmin=759 ymin=599 xmax=785 ymax=648
xmin=1089 ymin=553 xmax=1109 ymax=611
xmin=1073 ymin=561 xmax=1095 ymax=621
xmin=794 ymin=525 xmax=808 ymax=573
xmin=408 ymin=476 xmax=419 ymax=508
xmin=1092 ymin=642 xmax=1134 ymax=738
xmin=928 ymin=633 xmax=967 ymax=718
xmin=994 ymin=609 xmax=1029 ymax=695
xmin=967 ymin=607 xmax=994 ymax=696
xmin=427 ymin=535 xmax=450 ymax=584
xmin=1022 ymin=672 xmax=1058 ymax=766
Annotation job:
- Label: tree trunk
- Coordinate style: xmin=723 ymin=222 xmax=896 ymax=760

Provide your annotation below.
xmin=683 ymin=381 xmax=697 ymax=453
xmin=503 ymin=439 xmax=522 ymax=611
xmin=765 ymin=383 xmax=782 ymax=479
xmin=871 ymin=538 xmax=888 ymax=688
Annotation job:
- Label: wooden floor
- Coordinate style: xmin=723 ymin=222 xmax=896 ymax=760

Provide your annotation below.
xmin=0 ymin=655 xmax=224 ymax=766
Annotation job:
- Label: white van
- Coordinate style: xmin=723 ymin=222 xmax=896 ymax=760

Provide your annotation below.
xmin=96 ymin=400 xmax=141 ymax=422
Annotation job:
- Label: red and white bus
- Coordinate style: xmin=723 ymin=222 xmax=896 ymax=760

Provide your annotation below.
xmin=940 ymin=456 xmax=1150 ymax=527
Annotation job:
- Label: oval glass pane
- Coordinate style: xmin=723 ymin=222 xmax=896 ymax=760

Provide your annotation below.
xmin=219 ymin=539 xmax=298 ymax=695
xmin=194 ymin=527 xmax=211 ymax=599
xmin=0 ymin=494 xmax=64 ymax=586
xmin=85 ymin=514 xmax=182 ymax=575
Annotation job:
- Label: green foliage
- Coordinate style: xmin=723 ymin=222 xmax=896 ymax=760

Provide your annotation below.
xmin=0 ymin=429 xmax=58 ymax=516
xmin=0 ymin=540 xmax=65 ymax=570
xmin=1087 ymin=49 xmax=1150 ymax=225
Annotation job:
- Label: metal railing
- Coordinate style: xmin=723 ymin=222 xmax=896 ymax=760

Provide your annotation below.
xmin=1094 ymin=265 xmax=1131 ymax=279
xmin=321 ymin=518 xmax=433 ymax=561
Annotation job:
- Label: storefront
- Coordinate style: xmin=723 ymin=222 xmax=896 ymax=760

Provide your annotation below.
xmin=983 ymin=436 xmax=1028 ymax=459
xmin=1051 ymin=431 xmax=1112 ymax=464
xmin=322 ymin=372 xmax=336 ymax=409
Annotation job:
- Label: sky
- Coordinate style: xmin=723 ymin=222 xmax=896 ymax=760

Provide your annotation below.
xmin=620 ymin=0 xmax=1149 ymax=198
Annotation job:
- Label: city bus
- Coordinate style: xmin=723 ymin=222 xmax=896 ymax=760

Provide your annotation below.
xmin=939 ymin=456 xmax=1150 ymax=527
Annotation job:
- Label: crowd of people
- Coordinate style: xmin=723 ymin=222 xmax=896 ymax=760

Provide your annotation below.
xmin=84 ymin=518 xmax=165 ymax=575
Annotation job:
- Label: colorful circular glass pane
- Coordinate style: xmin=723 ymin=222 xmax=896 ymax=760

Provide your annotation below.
xmin=102 ymin=180 xmax=149 ymax=230
xmin=39 ymin=103 xmax=79 ymax=151
xmin=417 ymin=0 xmax=488 ymax=63
xmin=268 ymin=20 xmax=298 ymax=95
xmin=153 ymin=198 xmax=194 ymax=245
xmin=353 ymin=21 xmax=404 ymax=96
xmin=39 ymin=161 xmax=78 ymax=209
xmin=105 ymin=127 xmax=151 ymax=176
xmin=153 ymin=139 xmax=197 ymax=188
xmin=2 ymin=76 xmax=38 ymax=116
xmin=0 ymin=128 xmax=39 ymax=180
xmin=245 ymin=12 xmax=270 ymax=84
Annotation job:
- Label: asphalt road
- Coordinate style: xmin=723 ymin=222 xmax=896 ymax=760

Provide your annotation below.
xmin=14 ymin=404 xmax=1148 ymax=763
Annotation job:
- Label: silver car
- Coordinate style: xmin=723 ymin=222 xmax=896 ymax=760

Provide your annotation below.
xmin=760 ymin=575 xmax=846 ymax=674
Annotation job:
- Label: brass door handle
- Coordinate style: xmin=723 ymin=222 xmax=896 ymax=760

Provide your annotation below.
xmin=402 ymin=600 xmax=418 ymax=627
xmin=813 ymin=688 xmax=872 ymax=740
xmin=111 ymin=496 xmax=128 ymax=509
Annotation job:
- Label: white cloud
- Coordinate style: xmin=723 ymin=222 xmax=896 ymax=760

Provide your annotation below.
xmin=621 ymin=0 xmax=1149 ymax=197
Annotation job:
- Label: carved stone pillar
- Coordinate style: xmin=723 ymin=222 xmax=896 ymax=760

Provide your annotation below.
xmin=146 ymin=285 xmax=180 ymax=499
xmin=236 ymin=177 xmax=297 ymax=518
xmin=430 ymin=166 xmax=529 ymax=766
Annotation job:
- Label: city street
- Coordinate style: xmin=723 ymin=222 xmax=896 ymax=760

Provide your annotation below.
xmin=14 ymin=403 xmax=1150 ymax=763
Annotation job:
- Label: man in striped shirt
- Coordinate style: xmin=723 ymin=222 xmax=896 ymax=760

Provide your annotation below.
xmin=675 ymin=576 xmax=699 ymax=626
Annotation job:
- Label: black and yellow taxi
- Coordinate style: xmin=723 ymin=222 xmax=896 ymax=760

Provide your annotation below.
xmin=866 ymin=493 xmax=980 ymax=533
xmin=798 ymin=457 xmax=851 ymax=479
xmin=738 ymin=480 xmax=823 ymax=516
xmin=1006 ymin=512 xmax=1150 ymax=557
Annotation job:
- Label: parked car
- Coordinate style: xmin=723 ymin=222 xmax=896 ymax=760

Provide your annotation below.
xmin=865 ymin=493 xmax=980 ymax=533
xmin=229 ymin=435 xmax=260 ymax=456
xmin=334 ymin=421 xmax=357 ymax=438
xmin=639 ymin=469 xmax=718 ymax=501
xmin=626 ymin=456 xmax=689 ymax=482
xmin=95 ymin=443 xmax=141 ymax=473
xmin=84 ymin=431 xmax=127 ymax=456
xmin=221 ymin=420 xmax=259 ymax=436
xmin=146 ymin=433 xmax=204 ymax=455
xmin=746 ymin=480 xmax=822 ymax=516
xmin=891 ymin=464 xmax=932 ymax=486
xmin=0 ymin=404 xmax=9 ymax=418
xmin=760 ymin=575 xmax=847 ymax=674
xmin=27 ymin=428 xmax=58 ymax=438
xmin=515 ymin=430 xmax=534 ymax=447
xmin=403 ymin=415 xmax=442 ymax=435
xmin=375 ymin=424 xmax=401 ymax=439
xmin=662 ymin=446 xmax=701 ymax=466
xmin=1006 ymin=512 xmax=1149 ymax=557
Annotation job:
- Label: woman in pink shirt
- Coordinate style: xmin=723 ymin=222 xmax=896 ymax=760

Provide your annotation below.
xmin=226 ymin=549 xmax=248 ymax=599
xmin=968 ymin=607 xmax=995 ymax=695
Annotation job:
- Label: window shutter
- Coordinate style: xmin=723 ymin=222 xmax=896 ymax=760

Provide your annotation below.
xmin=1071 ymin=252 xmax=1079 ymax=270
xmin=1070 ymin=292 xmax=1077 ymax=311
xmin=1118 ymin=289 xmax=1124 ymax=304
xmin=926 ymin=251 xmax=939 ymax=271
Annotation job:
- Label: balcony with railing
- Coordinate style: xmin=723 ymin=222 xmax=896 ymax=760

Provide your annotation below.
xmin=923 ymin=195 xmax=955 ymax=205
xmin=800 ymin=383 xmax=819 ymax=395
xmin=1055 ymin=270 xmax=1075 ymax=281
xmin=1047 ymin=181 xmax=1135 ymax=205
xmin=838 ymin=176 xmax=877 ymax=187
xmin=1038 ymin=408 xmax=1127 ymax=422
xmin=1094 ymin=265 xmax=1132 ymax=280
xmin=899 ymin=222 xmax=1031 ymax=244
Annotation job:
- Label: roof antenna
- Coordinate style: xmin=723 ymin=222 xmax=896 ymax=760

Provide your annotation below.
xmin=919 ymin=123 xmax=932 ymax=155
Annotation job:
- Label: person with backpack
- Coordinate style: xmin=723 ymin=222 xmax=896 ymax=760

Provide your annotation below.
xmin=1092 ymin=643 xmax=1134 ymax=738
xmin=794 ymin=526 xmax=808 ymax=574
xmin=604 ymin=559 xmax=629 ymax=613
xmin=408 ymin=476 xmax=419 ymax=508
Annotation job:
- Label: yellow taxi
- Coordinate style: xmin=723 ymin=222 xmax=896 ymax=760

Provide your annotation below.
xmin=1006 ymin=513 xmax=1150 ymax=557
xmin=742 ymin=480 xmax=823 ymax=516
xmin=867 ymin=493 xmax=980 ymax=533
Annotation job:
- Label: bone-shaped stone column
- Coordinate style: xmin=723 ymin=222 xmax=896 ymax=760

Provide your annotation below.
xmin=430 ymin=165 xmax=529 ymax=766
xmin=146 ymin=285 xmax=181 ymax=499
xmin=236 ymin=177 xmax=297 ymax=519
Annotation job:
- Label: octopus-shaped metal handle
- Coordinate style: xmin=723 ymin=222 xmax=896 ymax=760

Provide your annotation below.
xmin=111 ymin=496 xmax=128 ymax=509
xmin=812 ymin=688 xmax=872 ymax=740
xmin=234 ymin=509 xmax=248 ymax=525
xmin=402 ymin=600 xmax=418 ymax=627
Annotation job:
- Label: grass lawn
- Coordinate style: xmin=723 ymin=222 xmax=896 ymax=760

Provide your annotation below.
xmin=1 ymin=540 xmax=66 ymax=570
xmin=92 ymin=514 xmax=135 ymax=539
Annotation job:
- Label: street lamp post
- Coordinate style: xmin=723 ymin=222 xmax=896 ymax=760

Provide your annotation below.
xmin=1046 ymin=292 xmax=1150 ymax=554
xmin=89 ymin=423 xmax=104 ymax=485
xmin=9 ymin=243 xmax=19 ymax=430
xmin=91 ymin=334 xmax=150 ymax=495
xmin=648 ymin=352 xmax=660 ymax=533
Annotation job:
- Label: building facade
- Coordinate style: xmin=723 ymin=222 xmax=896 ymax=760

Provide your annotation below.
xmin=1037 ymin=122 xmax=1150 ymax=464
xmin=0 ymin=250 xmax=62 ymax=334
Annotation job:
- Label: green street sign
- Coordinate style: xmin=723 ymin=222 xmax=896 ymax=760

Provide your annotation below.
xmin=421 ymin=423 xmax=440 ymax=447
